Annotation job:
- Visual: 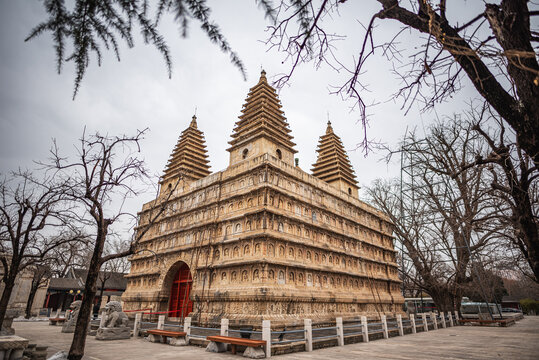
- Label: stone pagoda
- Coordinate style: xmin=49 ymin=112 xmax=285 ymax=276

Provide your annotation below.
xmin=122 ymin=71 xmax=403 ymax=326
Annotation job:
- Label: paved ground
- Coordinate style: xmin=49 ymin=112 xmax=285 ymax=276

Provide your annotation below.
xmin=14 ymin=316 xmax=539 ymax=359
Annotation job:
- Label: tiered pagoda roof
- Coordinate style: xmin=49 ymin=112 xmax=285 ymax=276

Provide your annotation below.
xmin=311 ymin=121 xmax=358 ymax=186
xmin=162 ymin=115 xmax=211 ymax=183
xmin=228 ymin=70 xmax=297 ymax=153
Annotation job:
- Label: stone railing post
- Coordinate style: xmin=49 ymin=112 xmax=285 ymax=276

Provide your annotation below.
xmin=422 ymin=313 xmax=428 ymax=332
xmin=361 ymin=316 xmax=369 ymax=343
xmin=304 ymin=319 xmax=312 ymax=352
xmin=220 ymin=318 xmax=229 ymax=336
xmin=449 ymin=312 xmax=454 ymax=327
xmin=99 ymin=310 xmax=107 ymax=329
xmin=133 ymin=313 xmax=142 ymax=338
xmin=381 ymin=315 xmax=388 ymax=339
xmin=336 ymin=317 xmax=344 ymax=346
xmin=440 ymin=312 xmax=446 ymax=328
xmin=454 ymin=311 xmax=459 ymax=325
xmin=157 ymin=315 xmax=165 ymax=330
xmin=432 ymin=313 xmax=438 ymax=330
xmin=184 ymin=317 xmax=191 ymax=344
xmin=397 ymin=314 xmax=403 ymax=336
xmin=411 ymin=314 xmax=417 ymax=334
xmin=262 ymin=320 xmax=271 ymax=358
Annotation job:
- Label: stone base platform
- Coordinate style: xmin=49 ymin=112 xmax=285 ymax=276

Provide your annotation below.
xmin=0 ymin=335 xmax=28 ymax=360
xmin=95 ymin=327 xmax=131 ymax=341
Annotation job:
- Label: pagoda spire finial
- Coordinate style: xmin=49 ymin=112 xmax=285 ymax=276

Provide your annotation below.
xmin=190 ymin=114 xmax=198 ymax=129
xmin=326 ymin=121 xmax=334 ymax=134
xmin=259 ymin=69 xmax=267 ymax=83
xmin=326 ymin=114 xmax=333 ymax=134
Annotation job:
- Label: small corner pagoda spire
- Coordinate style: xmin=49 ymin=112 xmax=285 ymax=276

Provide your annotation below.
xmin=312 ymin=121 xmax=359 ymax=196
xmin=161 ymin=115 xmax=211 ymax=187
xmin=227 ymin=70 xmax=297 ymax=166
xmin=326 ymin=120 xmax=334 ymax=134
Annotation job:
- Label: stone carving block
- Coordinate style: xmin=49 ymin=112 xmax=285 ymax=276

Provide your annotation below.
xmin=168 ymin=337 xmax=187 ymax=346
xmin=243 ymin=346 xmax=266 ymax=359
xmin=148 ymin=334 xmax=163 ymax=343
xmin=206 ymin=341 xmax=227 ymax=353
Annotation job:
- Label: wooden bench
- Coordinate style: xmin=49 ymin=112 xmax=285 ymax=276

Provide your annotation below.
xmin=146 ymin=329 xmax=187 ymax=346
xmin=206 ymin=335 xmax=266 ymax=359
xmin=49 ymin=318 xmax=66 ymax=326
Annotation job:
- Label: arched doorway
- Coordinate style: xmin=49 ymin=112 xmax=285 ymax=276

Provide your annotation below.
xmin=168 ymin=262 xmax=193 ymax=318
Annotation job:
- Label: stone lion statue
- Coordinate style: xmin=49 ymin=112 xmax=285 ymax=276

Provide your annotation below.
xmin=103 ymin=301 xmax=128 ymax=328
xmin=68 ymin=300 xmax=82 ymax=318
xmin=62 ymin=300 xmax=82 ymax=333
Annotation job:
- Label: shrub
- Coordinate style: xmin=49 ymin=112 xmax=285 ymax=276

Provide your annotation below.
xmin=519 ymin=298 xmax=539 ymax=315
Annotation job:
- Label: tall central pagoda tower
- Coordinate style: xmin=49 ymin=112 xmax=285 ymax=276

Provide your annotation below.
xmin=228 ymin=70 xmax=297 ymax=166
xmin=122 ymin=71 xmax=403 ymax=326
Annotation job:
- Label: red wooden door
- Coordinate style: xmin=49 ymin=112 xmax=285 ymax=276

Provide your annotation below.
xmin=169 ymin=263 xmax=193 ymax=318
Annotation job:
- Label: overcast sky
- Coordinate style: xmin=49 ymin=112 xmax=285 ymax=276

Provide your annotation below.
xmin=1 ymin=1 xmax=484 ymax=236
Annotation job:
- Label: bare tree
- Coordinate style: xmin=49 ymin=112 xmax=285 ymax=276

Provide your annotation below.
xmin=44 ymin=129 xmax=177 ymax=360
xmin=96 ymin=238 xmax=130 ymax=312
xmin=462 ymin=265 xmax=507 ymax=304
xmin=24 ymin=263 xmax=51 ymax=319
xmin=456 ymin=104 xmax=539 ymax=281
xmin=23 ymin=230 xmax=92 ymax=318
xmin=265 ymin=1 xmax=538 ymax=160
xmin=49 ymin=233 xmax=93 ymax=278
xmin=0 ymin=172 xmax=76 ymax=325
xmin=28 ymin=2 xmax=538 ymax=158
xmin=368 ymin=119 xmax=499 ymax=312
xmin=503 ymin=273 xmax=539 ymax=301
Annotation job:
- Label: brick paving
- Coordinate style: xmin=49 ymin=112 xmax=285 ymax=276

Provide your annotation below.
xmin=13 ymin=316 xmax=539 ymax=359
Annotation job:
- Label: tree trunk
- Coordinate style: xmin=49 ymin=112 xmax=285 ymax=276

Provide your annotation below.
xmin=24 ymin=282 xmax=40 ymax=319
xmin=68 ymin=232 xmax=106 ymax=360
xmin=429 ymin=288 xmax=456 ymax=313
xmin=515 ymin=189 xmax=539 ymax=282
xmin=0 ymin=275 xmax=16 ymax=328
xmin=0 ymin=260 xmax=20 ymax=327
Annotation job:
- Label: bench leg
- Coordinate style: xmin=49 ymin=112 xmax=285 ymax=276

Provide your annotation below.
xmin=148 ymin=334 xmax=163 ymax=343
xmin=231 ymin=344 xmax=236 ymax=355
xmin=243 ymin=346 xmax=266 ymax=359
xmin=206 ymin=341 xmax=227 ymax=353
xmin=169 ymin=336 xmax=187 ymax=346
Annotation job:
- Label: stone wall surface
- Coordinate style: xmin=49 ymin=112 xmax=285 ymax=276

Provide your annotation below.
xmin=122 ymin=154 xmax=403 ymax=325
